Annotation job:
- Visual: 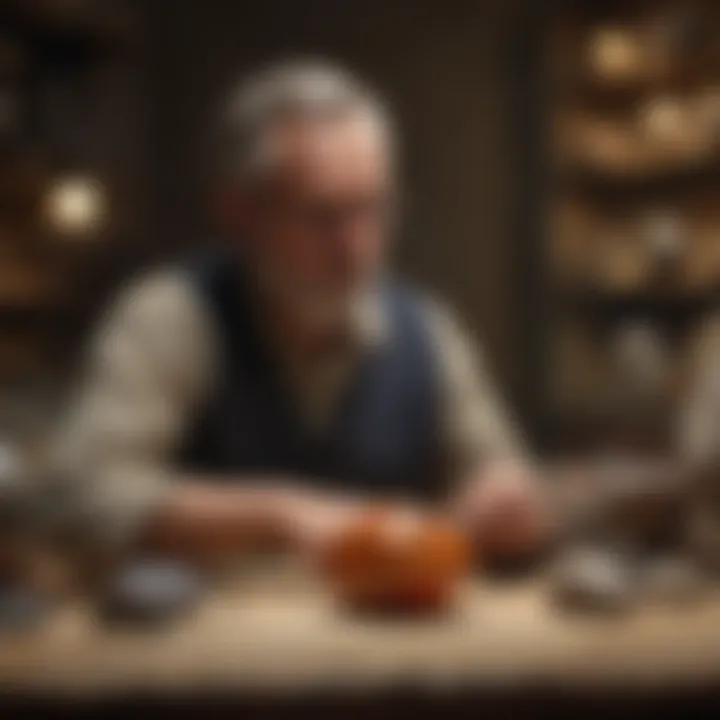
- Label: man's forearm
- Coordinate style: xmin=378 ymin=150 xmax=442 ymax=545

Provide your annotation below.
xmin=139 ymin=481 xmax=308 ymax=561
xmin=137 ymin=479 xmax=367 ymax=562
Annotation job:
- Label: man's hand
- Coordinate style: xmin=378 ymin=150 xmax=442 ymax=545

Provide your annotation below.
xmin=450 ymin=460 xmax=551 ymax=566
xmin=142 ymin=482 xmax=410 ymax=566
xmin=286 ymin=494 xmax=368 ymax=559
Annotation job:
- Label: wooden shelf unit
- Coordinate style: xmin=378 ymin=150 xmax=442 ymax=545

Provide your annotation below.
xmin=542 ymin=0 xmax=720 ymax=453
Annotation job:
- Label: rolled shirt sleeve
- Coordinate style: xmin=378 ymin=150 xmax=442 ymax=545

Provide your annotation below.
xmin=53 ymin=271 xmax=216 ymax=549
xmin=53 ymin=276 xmax=527 ymax=545
xmin=421 ymin=297 xmax=528 ymax=478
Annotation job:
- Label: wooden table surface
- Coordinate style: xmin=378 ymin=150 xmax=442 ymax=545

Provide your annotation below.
xmin=2 ymin=563 xmax=720 ymax=700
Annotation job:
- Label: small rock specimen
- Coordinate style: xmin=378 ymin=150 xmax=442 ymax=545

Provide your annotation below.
xmin=321 ymin=509 xmax=470 ymax=615
xmin=100 ymin=559 xmax=203 ymax=625
xmin=552 ymin=545 xmax=638 ymax=614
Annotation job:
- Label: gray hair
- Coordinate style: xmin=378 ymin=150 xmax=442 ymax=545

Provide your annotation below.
xmin=213 ymin=60 xmax=392 ymax=184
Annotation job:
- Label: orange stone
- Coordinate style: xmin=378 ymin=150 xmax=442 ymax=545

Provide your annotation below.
xmin=322 ymin=509 xmax=471 ymax=614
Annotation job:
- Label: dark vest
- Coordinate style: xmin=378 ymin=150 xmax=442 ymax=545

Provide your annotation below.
xmin=179 ymin=255 xmax=445 ymax=500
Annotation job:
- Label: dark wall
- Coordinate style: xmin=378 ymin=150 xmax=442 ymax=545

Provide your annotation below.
xmin=103 ymin=0 xmax=534 ymax=427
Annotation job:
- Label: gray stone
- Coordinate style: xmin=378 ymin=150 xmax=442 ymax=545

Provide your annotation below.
xmin=101 ymin=559 xmax=203 ymax=625
xmin=552 ymin=546 xmax=638 ymax=614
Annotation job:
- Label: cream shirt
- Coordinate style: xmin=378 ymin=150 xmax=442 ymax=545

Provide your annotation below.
xmin=55 ymin=269 xmax=525 ymax=547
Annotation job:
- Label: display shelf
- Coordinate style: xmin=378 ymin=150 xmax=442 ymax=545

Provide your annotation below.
xmin=540 ymin=0 xmax=720 ymax=453
xmin=559 ymin=160 xmax=720 ymax=199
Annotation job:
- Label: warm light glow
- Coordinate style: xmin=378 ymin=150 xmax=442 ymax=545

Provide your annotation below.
xmin=45 ymin=175 xmax=107 ymax=238
xmin=589 ymin=28 xmax=643 ymax=81
xmin=640 ymin=209 xmax=685 ymax=260
xmin=641 ymin=96 xmax=686 ymax=141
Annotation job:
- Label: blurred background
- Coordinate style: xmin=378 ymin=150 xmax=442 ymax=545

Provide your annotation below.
xmin=0 ymin=0 xmax=717 ymax=459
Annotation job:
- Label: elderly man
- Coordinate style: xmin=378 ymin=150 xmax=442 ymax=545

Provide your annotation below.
xmin=58 ymin=62 xmax=546 ymax=566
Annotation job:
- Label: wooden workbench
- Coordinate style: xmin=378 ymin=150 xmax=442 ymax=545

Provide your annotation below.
xmin=2 ymin=562 xmax=720 ymax=704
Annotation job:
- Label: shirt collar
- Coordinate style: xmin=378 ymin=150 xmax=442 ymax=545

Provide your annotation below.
xmin=349 ymin=284 xmax=390 ymax=352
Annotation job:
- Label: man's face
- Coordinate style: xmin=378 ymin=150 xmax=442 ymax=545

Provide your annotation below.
xmin=240 ymin=113 xmax=393 ymax=324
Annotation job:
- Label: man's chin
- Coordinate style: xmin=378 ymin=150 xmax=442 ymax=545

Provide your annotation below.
xmin=291 ymin=290 xmax=361 ymax=330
